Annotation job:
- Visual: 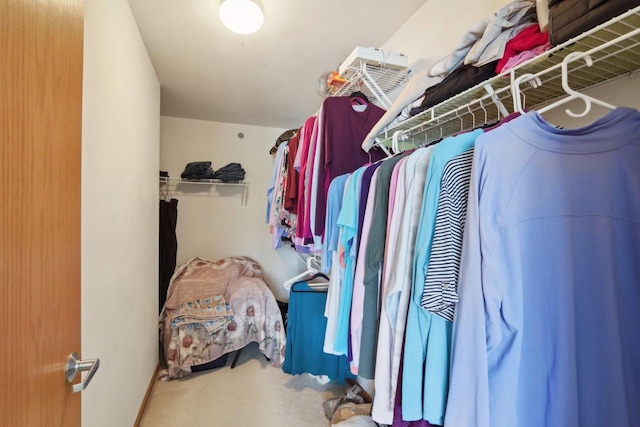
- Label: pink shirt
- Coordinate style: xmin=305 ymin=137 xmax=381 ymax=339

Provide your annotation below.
xmin=304 ymin=110 xmax=321 ymax=241
xmin=294 ymin=115 xmax=316 ymax=246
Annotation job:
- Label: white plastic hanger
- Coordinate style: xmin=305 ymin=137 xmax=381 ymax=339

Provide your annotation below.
xmin=391 ymin=130 xmax=404 ymax=154
xmin=512 ymin=51 xmax=616 ymax=118
xmin=467 ymin=103 xmax=476 ymax=129
xmin=538 ymin=52 xmax=615 ymax=117
xmin=512 ymin=73 xmax=541 ymax=114
xmin=479 ymin=97 xmax=488 ymax=125
xmin=455 ymin=107 xmax=463 ymax=131
xmin=283 ymin=254 xmax=325 ymax=290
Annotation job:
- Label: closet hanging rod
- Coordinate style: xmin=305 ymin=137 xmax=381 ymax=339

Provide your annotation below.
xmin=370 ymin=5 xmax=640 ymax=151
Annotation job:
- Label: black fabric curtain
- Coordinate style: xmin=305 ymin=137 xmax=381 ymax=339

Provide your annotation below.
xmin=159 ymin=198 xmax=178 ymax=313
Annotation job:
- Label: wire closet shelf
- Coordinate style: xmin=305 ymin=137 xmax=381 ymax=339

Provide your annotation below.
xmin=159 ymin=177 xmax=246 ymax=186
xmin=330 ymin=62 xmax=411 ymax=110
xmin=159 ymin=177 xmax=248 ymax=206
xmin=369 ymin=5 xmax=640 ymax=151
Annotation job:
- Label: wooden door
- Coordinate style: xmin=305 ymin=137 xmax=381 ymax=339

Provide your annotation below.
xmin=1 ymin=0 xmax=84 ymax=426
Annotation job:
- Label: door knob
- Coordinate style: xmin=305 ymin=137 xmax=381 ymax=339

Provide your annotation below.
xmin=66 ymin=352 xmax=100 ymax=393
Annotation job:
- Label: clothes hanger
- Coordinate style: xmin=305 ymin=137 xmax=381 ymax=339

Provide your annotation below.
xmin=291 ymin=270 xmax=330 ymax=292
xmin=350 ymin=90 xmax=370 ymax=105
xmin=284 ymin=254 xmax=325 ymax=290
xmin=291 ymin=275 xmax=329 ymax=292
xmin=467 ymin=103 xmax=476 ymax=130
xmin=536 ymin=51 xmax=615 ymax=117
xmin=391 ymin=130 xmax=401 ymax=154
xmin=512 ymin=73 xmax=541 ymax=114
xmin=284 ymin=269 xmax=315 ymax=290
xmin=479 ymin=98 xmax=488 ymax=126
xmin=350 ymin=80 xmax=369 ymax=106
xmin=455 ymin=107 xmax=463 ymax=132
xmin=371 ymin=137 xmax=394 ymax=158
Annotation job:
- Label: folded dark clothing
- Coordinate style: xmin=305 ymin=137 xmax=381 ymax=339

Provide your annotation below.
xmin=181 ymin=161 xmax=216 ymax=180
xmin=215 ymin=162 xmax=244 ymax=173
xmin=214 ymin=175 xmax=245 ymax=183
xmin=215 ymin=172 xmax=244 ymax=179
xmin=160 ymin=170 xmax=169 ymax=178
xmin=215 ymin=172 xmax=245 ymax=178
xmin=548 ymin=0 xmax=640 ymax=46
xmin=213 ymin=162 xmax=246 ymax=182
xmin=214 ymin=172 xmax=245 ymax=178
xmin=195 ymin=168 xmax=216 ymax=180
xmin=410 ymin=61 xmax=499 ymax=117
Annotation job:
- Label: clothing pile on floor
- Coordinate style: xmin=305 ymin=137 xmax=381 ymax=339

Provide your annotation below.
xmin=323 ymin=384 xmax=378 ymax=426
xmin=179 ymin=161 xmax=246 ymax=182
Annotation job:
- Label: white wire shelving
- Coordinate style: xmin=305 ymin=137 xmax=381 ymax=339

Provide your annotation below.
xmin=369 ymin=5 xmax=640 ymax=151
xmin=159 ymin=177 xmax=248 ymax=206
xmin=329 ymin=61 xmax=411 ymax=109
xmin=159 ymin=177 xmax=246 ymax=186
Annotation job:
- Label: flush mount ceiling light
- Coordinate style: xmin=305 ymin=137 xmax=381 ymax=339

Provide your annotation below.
xmin=219 ymin=0 xmax=264 ymax=35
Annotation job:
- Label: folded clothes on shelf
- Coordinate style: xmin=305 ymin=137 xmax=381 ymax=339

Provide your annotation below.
xmin=180 ymin=161 xmax=216 ymax=180
xmin=213 ymin=162 xmax=246 ymax=182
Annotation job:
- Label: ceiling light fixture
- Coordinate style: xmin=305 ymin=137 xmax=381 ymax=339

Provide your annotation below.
xmin=219 ymin=0 xmax=264 ymax=35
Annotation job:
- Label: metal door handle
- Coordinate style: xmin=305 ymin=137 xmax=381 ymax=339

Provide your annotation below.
xmin=66 ymin=352 xmax=100 ymax=393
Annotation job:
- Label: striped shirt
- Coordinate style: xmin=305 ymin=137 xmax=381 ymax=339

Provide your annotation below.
xmin=420 ymin=148 xmax=473 ymax=322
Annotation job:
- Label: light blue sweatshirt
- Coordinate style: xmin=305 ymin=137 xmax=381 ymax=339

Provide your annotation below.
xmin=446 ymin=108 xmax=640 ymax=427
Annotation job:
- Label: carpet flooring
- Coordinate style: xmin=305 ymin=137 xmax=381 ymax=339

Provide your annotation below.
xmin=139 ymin=342 xmax=348 ymax=427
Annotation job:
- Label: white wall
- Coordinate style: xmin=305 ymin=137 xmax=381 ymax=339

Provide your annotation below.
xmin=82 ymin=1 xmax=160 ymax=426
xmin=160 ymin=116 xmax=301 ymax=302
xmin=383 ymin=0 xmax=508 ymax=73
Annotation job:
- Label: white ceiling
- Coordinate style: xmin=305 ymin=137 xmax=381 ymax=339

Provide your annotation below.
xmin=128 ymin=0 xmax=427 ymax=130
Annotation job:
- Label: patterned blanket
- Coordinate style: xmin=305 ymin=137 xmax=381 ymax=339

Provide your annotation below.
xmin=159 ymin=256 xmax=286 ymax=379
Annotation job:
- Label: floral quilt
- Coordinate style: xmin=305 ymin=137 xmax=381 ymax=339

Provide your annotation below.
xmin=159 ymin=256 xmax=286 ymax=380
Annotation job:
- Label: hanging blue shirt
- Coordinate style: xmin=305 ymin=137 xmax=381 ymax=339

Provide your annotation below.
xmin=333 ymin=166 xmax=367 ymax=355
xmin=322 ymin=174 xmax=350 ymax=273
xmin=403 ymin=129 xmax=483 ymax=424
xmin=446 ymin=108 xmax=640 ymax=427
